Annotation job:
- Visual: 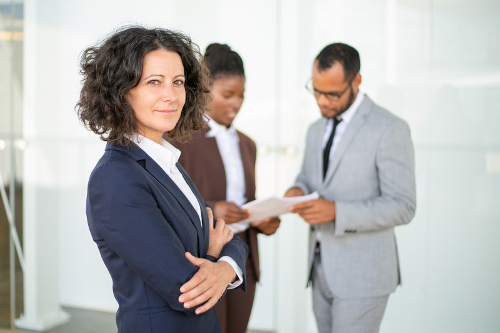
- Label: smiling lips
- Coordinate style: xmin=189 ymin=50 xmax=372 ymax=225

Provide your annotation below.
xmin=155 ymin=109 xmax=177 ymax=115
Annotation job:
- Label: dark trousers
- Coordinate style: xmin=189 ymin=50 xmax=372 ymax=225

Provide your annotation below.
xmin=215 ymin=250 xmax=257 ymax=333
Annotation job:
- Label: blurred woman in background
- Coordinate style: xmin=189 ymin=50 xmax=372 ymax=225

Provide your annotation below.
xmin=167 ymin=43 xmax=280 ymax=333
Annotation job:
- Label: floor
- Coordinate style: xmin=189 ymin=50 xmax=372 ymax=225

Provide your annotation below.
xmin=0 ymin=307 xmax=271 ymax=333
xmin=2 ymin=307 xmax=116 ymax=333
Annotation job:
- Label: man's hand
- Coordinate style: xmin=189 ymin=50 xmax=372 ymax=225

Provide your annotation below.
xmin=206 ymin=208 xmax=233 ymax=258
xmin=251 ymin=217 xmax=281 ymax=235
xmin=289 ymin=198 xmax=336 ymax=225
xmin=284 ymin=187 xmax=305 ymax=198
xmin=179 ymin=252 xmax=236 ymax=315
xmin=213 ymin=201 xmax=250 ymax=224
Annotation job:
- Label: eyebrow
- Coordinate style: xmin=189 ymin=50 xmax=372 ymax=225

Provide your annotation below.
xmin=142 ymin=74 xmax=185 ymax=81
xmin=221 ymin=87 xmax=245 ymax=92
xmin=313 ymin=86 xmax=342 ymax=95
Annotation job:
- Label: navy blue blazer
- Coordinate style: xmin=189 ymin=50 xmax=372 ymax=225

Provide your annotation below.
xmin=86 ymin=142 xmax=248 ymax=333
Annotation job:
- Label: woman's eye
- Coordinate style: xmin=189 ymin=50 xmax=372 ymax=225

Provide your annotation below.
xmin=173 ymin=79 xmax=185 ymax=86
xmin=148 ymin=80 xmax=160 ymax=85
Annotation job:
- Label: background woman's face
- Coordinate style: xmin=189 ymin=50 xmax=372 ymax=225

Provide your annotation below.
xmin=126 ymin=49 xmax=186 ymax=143
xmin=208 ymin=75 xmax=245 ymax=128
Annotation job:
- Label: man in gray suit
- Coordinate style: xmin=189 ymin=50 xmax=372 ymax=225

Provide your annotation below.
xmin=285 ymin=43 xmax=416 ymax=333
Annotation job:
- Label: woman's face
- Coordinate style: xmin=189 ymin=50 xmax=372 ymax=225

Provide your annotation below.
xmin=207 ymin=75 xmax=245 ymax=128
xmin=126 ymin=49 xmax=186 ymax=143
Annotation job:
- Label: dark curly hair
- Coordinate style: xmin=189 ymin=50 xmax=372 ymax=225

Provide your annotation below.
xmin=76 ymin=25 xmax=210 ymax=145
xmin=203 ymin=43 xmax=245 ymax=81
xmin=315 ymin=43 xmax=360 ymax=82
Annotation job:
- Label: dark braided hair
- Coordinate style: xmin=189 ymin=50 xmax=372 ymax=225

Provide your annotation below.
xmin=76 ymin=25 xmax=210 ymax=145
xmin=203 ymin=43 xmax=245 ymax=81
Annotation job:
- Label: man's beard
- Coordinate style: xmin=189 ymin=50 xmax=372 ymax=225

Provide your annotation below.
xmin=335 ymin=88 xmax=356 ymax=118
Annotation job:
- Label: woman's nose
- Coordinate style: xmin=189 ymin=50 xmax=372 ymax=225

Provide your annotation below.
xmin=231 ymin=97 xmax=243 ymax=109
xmin=161 ymin=83 xmax=177 ymax=102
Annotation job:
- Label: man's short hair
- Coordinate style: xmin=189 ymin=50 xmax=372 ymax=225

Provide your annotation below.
xmin=315 ymin=43 xmax=360 ymax=82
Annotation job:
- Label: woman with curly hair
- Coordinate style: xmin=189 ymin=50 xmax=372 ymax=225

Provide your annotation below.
xmin=76 ymin=26 xmax=248 ymax=333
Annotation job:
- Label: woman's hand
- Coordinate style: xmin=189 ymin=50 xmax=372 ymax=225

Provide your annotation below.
xmin=179 ymin=252 xmax=236 ymax=314
xmin=206 ymin=208 xmax=233 ymax=258
xmin=251 ymin=217 xmax=281 ymax=236
xmin=213 ymin=201 xmax=250 ymax=224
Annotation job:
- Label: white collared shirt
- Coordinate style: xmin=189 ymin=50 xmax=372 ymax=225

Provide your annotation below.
xmin=206 ymin=118 xmax=249 ymax=233
xmin=130 ymin=134 xmax=242 ymax=288
xmin=132 ymin=134 xmax=203 ymax=224
xmin=322 ymin=91 xmax=365 ymax=161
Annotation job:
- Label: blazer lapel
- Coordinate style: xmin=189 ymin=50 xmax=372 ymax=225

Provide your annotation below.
xmin=322 ymin=96 xmax=373 ymax=187
xmin=204 ymin=131 xmax=227 ymax=200
xmin=315 ymin=118 xmax=329 ymax=187
xmin=237 ymin=131 xmax=255 ymax=203
xmin=177 ymin=162 xmax=209 ymax=256
xmin=107 ymin=143 xmax=204 ymax=246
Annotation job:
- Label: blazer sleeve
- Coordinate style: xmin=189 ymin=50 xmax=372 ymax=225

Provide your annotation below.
xmin=87 ymin=160 xmax=202 ymax=315
xmin=293 ymin=125 xmax=315 ymax=195
xmin=334 ymin=120 xmax=417 ymax=235
xmin=203 ymin=201 xmax=248 ymax=291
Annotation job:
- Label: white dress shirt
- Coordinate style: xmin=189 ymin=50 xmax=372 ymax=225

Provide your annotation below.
xmin=132 ymin=135 xmax=202 ymax=223
xmin=322 ymin=91 xmax=365 ymax=158
xmin=131 ymin=134 xmax=242 ymax=288
xmin=206 ymin=118 xmax=250 ymax=233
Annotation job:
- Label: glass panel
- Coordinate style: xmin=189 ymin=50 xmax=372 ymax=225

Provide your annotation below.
xmin=425 ymin=0 xmax=500 ymax=332
xmin=0 ymin=0 xmax=24 ymax=329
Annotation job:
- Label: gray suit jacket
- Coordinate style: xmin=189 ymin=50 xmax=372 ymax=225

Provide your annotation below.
xmin=294 ymin=94 xmax=416 ymax=299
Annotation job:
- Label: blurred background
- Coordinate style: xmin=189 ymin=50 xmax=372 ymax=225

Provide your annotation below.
xmin=1 ymin=0 xmax=499 ymax=332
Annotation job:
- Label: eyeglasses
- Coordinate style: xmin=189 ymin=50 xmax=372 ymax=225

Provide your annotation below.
xmin=305 ymin=76 xmax=355 ymax=102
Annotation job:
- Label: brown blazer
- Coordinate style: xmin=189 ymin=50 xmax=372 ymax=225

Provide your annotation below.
xmin=166 ymin=127 xmax=260 ymax=281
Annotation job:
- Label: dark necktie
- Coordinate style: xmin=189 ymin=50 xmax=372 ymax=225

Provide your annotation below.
xmin=323 ymin=117 xmax=342 ymax=179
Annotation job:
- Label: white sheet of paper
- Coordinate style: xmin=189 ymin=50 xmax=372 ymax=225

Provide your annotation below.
xmin=239 ymin=192 xmax=320 ymax=223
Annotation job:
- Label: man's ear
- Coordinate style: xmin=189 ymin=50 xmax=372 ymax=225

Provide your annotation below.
xmin=353 ymin=73 xmax=362 ymax=90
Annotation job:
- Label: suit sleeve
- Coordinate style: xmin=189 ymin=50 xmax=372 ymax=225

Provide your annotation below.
xmin=204 ymin=202 xmax=248 ymax=291
xmin=334 ymin=120 xmax=416 ymax=235
xmin=293 ymin=125 xmax=314 ymax=195
xmin=87 ymin=161 xmax=201 ymax=315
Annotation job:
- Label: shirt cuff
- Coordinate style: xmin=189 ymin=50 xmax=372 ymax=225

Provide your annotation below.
xmin=227 ymin=222 xmax=250 ymax=234
xmin=218 ymin=256 xmax=243 ymax=289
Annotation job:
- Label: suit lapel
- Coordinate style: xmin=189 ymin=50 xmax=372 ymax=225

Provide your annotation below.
xmin=237 ymin=131 xmax=255 ymax=203
xmin=204 ymin=130 xmax=227 ymax=199
xmin=322 ymin=96 xmax=373 ymax=187
xmin=107 ymin=143 xmax=204 ymax=251
xmin=315 ymin=119 xmax=329 ymax=187
xmin=177 ymin=163 xmax=209 ymax=256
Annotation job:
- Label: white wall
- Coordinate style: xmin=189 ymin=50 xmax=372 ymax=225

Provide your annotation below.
xmin=21 ymin=0 xmax=500 ymax=332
